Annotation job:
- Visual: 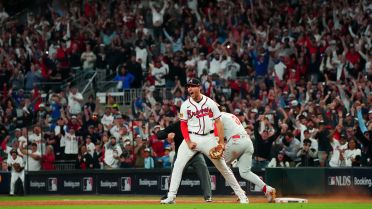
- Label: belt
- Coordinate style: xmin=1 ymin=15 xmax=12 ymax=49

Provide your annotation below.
xmin=231 ymin=134 xmax=241 ymax=139
xmin=227 ymin=133 xmax=248 ymax=143
xmin=188 ymin=130 xmax=214 ymax=136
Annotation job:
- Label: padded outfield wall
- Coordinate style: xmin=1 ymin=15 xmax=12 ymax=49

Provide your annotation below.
xmin=1 ymin=168 xmax=371 ymax=195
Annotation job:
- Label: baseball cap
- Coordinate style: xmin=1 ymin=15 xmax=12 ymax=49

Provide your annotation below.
xmin=290 ymin=100 xmax=299 ymax=106
xmin=15 ymin=128 xmax=21 ymax=132
xmin=250 ymin=108 xmax=258 ymax=113
xmin=10 ymin=149 xmax=17 ymax=154
xmin=114 ymin=114 xmax=123 ymax=119
xmin=153 ymin=125 xmax=161 ymax=130
xmin=186 ymin=78 xmax=201 ymax=87
xmin=144 ymin=148 xmax=151 ymax=152
xmin=164 ymin=145 xmax=171 ymax=150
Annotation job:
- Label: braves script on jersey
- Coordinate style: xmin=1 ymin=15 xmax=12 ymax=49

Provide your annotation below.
xmin=179 ymin=95 xmax=221 ymax=134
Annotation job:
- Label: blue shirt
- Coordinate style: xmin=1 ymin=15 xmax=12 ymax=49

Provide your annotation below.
xmin=144 ymin=156 xmax=154 ymax=169
xmin=158 ymin=155 xmax=171 ymax=168
xmin=114 ymin=72 xmax=135 ymax=89
xmin=251 ymin=50 xmax=270 ymax=76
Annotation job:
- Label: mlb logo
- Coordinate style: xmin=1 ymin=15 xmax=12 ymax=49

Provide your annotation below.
xmin=121 ymin=177 xmax=131 ymax=191
xmin=328 ymin=177 xmax=336 ymax=185
xmin=160 ymin=176 xmax=170 ymax=191
xmin=83 ymin=177 xmax=93 ymax=191
xmin=48 ymin=178 xmax=58 ymax=192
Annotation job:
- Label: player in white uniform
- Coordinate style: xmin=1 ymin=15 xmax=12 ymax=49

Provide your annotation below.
xmin=220 ymin=111 xmax=277 ymax=202
xmin=7 ymin=149 xmax=25 ymax=195
xmin=161 ymin=78 xmax=248 ymax=204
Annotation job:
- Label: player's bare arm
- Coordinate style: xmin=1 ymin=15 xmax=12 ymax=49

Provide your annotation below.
xmin=214 ymin=118 xmax=225 ymax=149
xmin=167 ymin=133 xmax=175 ymax=143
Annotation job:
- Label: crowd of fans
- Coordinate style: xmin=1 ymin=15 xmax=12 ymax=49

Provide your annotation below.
xmin=0 ymin=0 xmax=371 ymax=173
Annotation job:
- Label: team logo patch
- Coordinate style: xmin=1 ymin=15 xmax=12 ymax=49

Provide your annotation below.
xmin=208 ymin=109 xmax=214 ymax=118
xmin=179 ymin=113 xmax=183 ymax=118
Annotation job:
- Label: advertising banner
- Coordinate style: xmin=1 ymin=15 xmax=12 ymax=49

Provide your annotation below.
xmin=97 ymin=175 xmax=133 ymax=194
xmin=326 ymin=168 xmax=372 ymax=194
xmin=60 ymin=175 xmax=95 ymax=194
xmin=0 ymin=172 xmax=10 ymax=194
xmin=28 ymin=175 xmax=59 ymax=194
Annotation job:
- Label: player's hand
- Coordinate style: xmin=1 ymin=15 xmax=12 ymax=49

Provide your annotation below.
xmin=167 ymin=133 xmax=175 ymax=143
xmin=186 ymin=141 xmax=197 ymax=150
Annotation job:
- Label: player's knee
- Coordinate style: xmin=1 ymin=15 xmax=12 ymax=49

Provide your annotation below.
xmin=239 ymin=167 xmax=251 ymax=177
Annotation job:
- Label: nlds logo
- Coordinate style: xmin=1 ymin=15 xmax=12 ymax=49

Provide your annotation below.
xmin=328 ymin=176 xmax=351 ymax=186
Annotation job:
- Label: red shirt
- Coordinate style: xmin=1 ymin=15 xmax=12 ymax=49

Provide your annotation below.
xmin=345 ymin=51 xmax=360 ymax=65
xmin=42 ymin=153 xmax=55 ymax=170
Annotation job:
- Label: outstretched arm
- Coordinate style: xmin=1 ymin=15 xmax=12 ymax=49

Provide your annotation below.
xmin=214 ymin=117 xmax=225 ymax=147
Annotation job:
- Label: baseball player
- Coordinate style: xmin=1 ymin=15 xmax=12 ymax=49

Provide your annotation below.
xmin=220 ymin=110 xmax=277 ymax=202
xmin=156 ymin=121 xmax=212 ymax=202
xmin=161 ymin=78 xmax=248 ymax=204
xmin=7 ymin=149 xmax=25 ymax=195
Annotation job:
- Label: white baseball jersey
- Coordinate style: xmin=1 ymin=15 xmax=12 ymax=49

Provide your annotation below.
xmin=220 ymin=112 xmax=247 ymax=139
xmin=7 ymin=156 xmax=24 ymax=173
xmin=179 ymin=95 xmax=221 ymax=135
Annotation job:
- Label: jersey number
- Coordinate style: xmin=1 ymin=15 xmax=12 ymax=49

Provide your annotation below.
xmin=231 ymin=115 xmax=241 ymax=125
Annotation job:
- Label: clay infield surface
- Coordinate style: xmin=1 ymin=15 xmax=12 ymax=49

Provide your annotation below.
xmin=0 ymin=195 xmax=371 ymax=206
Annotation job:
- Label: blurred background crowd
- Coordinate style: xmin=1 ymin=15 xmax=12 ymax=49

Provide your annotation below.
xmin=0 ymin=0 xmax=371 ymax=172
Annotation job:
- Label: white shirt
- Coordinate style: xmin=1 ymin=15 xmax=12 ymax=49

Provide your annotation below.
xmin=196 ymin=59 xmax=208 ymax=77
xmin=7 ymin=156 xmax=24 ymax=173
xmin=110 ymin=125 xmax=121 ymax=140
xmin=18 ymin=136 xmax=27 ymax=148
xmin=29 ymin=133 xmax=45 ymax=154
xmin=81 ymin=51 xmax=96 ymax=70
xmin=101 ymin=114 xmax=114 ymax=131
xmin=151 ymin=65 xmax=167 ymax=86
xmin=209 ymin=57 xmax=221 ymax=75
xmin=220 ymin=112 xmax=246 ymax=139
xmin=267 ymin=158 xmax=290 ymax=168
xmin=86 ymin=142 xmax=95 ymax=157
xmin=150 ymin=2 xmax=167 ymax=26
xmin=225 ymin=61 xmax=240 ymax=80
xmin=24 ymin=150 xmax=41 ymax=171
xmin=220 ymin=57 xmax=231 ymax=75
xmin=344 ymin=148 xmax=362 ymax=166
xmin=64 ymin=133 xmax=78 ymax=154
xmin=179 ymin=95 xmax=221 ymax=134
xmin=68 ymin=92 xmax=83 ymax=114
xmin=104 ymin=143 xmax=123 ymax=168
xmin=54 ymin=125 xmax=68 ymax=147
xmin=135 ymin=47 xmax=148 ymax=69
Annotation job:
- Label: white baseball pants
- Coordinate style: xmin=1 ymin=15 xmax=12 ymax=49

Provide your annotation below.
xmin=167 ymin=133 xmax=246 ymax=199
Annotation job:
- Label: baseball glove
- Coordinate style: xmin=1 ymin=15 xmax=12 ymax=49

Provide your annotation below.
xmin=13 ymin=163 xmax=23 ymax=172
xmin=209 ymin=144 xmax=224 ymax=159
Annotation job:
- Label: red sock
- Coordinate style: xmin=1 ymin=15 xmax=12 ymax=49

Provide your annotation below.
xmin=262 ymin=185 xmax=267 ymax=193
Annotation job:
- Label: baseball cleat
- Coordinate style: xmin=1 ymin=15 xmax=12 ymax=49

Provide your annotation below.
xmin=160 ymin=196 xmax=176 ymax=204
xmin=239 ymin=197 xmax=249 ymax=204
xmin=265 ymin=186 xmax=276 ymax=203
xmin=204 ymin=196 xmax=213 ymax=202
